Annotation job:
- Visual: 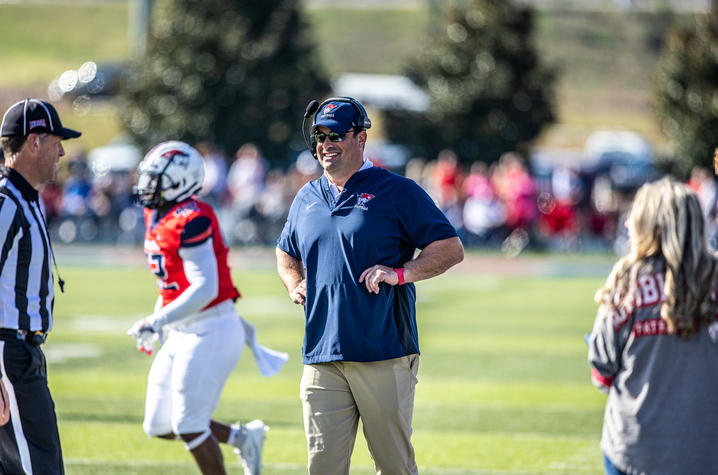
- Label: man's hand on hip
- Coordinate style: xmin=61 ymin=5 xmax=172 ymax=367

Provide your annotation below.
xmin=0 ymin=378 xmax=9 ymax=426
xmin=290 ymin=279 xmax=307 ymax=306
xmin=359 ymin=265 xmax=400 ymax=294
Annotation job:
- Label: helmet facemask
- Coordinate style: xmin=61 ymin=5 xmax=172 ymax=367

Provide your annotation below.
xmin=134 ymin=170 xmax=176 ymax=209
xmin=133 ymin=142 xmax=204 ymax=209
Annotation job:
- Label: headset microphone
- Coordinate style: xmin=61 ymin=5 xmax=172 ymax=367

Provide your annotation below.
xmin=304 ymin=100 xmax=320 ymax=119
xmin=302 ymin=100 xmax=320 ymax=157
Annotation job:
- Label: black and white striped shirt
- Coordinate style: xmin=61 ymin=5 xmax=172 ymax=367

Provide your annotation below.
xmin=0 ymin=167 xmax=55 ymax=332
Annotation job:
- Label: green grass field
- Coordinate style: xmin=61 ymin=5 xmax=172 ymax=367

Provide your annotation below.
xmin=44 ymin=249 xmax=613 ymax=474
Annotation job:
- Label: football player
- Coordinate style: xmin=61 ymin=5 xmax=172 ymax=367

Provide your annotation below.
xmin=128 ymin=141 xmax=287 ymax=475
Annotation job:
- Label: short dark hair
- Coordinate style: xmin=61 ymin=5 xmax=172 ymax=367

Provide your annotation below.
xmin=0 ymin=135 xmax=28 ymax=157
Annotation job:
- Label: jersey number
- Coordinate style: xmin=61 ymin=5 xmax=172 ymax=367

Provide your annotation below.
xmin=147 ymin=253 xmax=180 ymax=290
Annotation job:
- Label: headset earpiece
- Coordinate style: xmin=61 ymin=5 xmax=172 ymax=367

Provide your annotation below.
xmin=310 ymin=137 xmax=318 ymax=159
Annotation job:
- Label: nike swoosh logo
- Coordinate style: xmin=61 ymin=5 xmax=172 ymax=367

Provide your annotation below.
xmin=306 ymin=202 xmax=318 ymax=210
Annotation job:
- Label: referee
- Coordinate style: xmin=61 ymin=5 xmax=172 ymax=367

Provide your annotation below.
xmin=0 ymin=99 xmax=81 ymax=474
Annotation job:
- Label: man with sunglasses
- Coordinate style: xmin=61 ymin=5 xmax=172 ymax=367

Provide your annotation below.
xmin=276 ymin=98 xmax=464 ymax=474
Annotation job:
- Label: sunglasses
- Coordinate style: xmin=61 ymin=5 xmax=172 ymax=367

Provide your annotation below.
xmin=313 ymin=130 xmax=354 ymax=143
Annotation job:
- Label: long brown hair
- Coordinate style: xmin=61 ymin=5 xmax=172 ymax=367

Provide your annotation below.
xmin=595 ymin=177 xmax=718 ymax=338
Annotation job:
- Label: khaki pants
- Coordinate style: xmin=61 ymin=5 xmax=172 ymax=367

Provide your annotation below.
xmin=300 ymin=354 xmax=420 ymax=475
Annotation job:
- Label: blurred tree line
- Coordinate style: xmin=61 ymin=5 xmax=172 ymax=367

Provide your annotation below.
xmin=119 ymin=0 xmax=718 ymax=174
xmin=654 ymin=1 xmax=718 ymax=176
xmin=119 ymin=0 xmax=556 ymax=166
xmin=384 ymin=0 xmax=556 ymax=165
xmin=119 ymin=0 xmax=330 ymax=162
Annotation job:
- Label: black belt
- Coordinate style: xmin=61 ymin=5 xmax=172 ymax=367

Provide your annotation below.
xmin=0 ymin=328 xmax=47 ymax=346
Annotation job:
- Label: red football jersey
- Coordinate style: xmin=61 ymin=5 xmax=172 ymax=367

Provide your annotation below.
xmin=143 ymin=198 xmax=240 ymax=310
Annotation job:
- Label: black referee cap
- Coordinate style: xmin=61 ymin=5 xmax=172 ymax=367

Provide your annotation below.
xmin=1 ymin=99 xmax=81 ymax=139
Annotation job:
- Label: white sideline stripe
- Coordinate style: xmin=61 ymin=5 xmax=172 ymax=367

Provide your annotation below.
xmin=43 ymin=343 xmax=102 ymax=364
xmin=0 ymin=340 xmax=33 ymax=474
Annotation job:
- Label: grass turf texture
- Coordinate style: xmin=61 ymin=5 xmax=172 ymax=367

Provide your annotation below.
xmin=46 ymin=251 xmax=612 ymax=474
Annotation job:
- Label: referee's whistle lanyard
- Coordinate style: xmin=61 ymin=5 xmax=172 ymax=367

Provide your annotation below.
xmin=39 ymin=208 xmax=65 ymax=293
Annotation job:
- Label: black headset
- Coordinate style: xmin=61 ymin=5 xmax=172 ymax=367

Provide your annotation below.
xmin=302 ymin=96 xmax=372 ymax=159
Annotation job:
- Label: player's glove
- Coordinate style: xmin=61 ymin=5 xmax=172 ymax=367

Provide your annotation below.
xmin=127 ymin=318 xmax=162 ymax=356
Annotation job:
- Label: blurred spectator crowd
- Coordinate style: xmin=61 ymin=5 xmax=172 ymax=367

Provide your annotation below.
xmin=38 ymin=141 xmax=718 ymax=256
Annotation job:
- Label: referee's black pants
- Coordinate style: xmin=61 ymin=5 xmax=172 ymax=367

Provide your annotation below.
xmin=0 ymin=336 xmax=64 ymax=475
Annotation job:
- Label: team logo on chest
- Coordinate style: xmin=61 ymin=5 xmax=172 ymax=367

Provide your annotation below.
xmin=355 ymin=192 xmax=375 ymax=211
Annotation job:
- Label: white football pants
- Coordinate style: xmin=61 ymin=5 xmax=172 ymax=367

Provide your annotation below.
xmin=142 ymin=300 xmax=245 ymax=436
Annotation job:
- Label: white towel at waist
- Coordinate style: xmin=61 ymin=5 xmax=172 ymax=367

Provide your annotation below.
xmin=240 ymin=316 xmax=288 ymax=377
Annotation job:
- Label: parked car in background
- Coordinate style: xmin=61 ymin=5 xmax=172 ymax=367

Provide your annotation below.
xmin=583 ymin=130 xmax=659 ymax=192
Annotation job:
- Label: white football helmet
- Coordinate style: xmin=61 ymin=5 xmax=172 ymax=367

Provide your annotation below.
xmin=134 ymin=141 xmax=205 ymax=209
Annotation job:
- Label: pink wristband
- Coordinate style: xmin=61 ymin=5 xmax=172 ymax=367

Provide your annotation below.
xmin=394 ymin=268 xmax=405 ymax=285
